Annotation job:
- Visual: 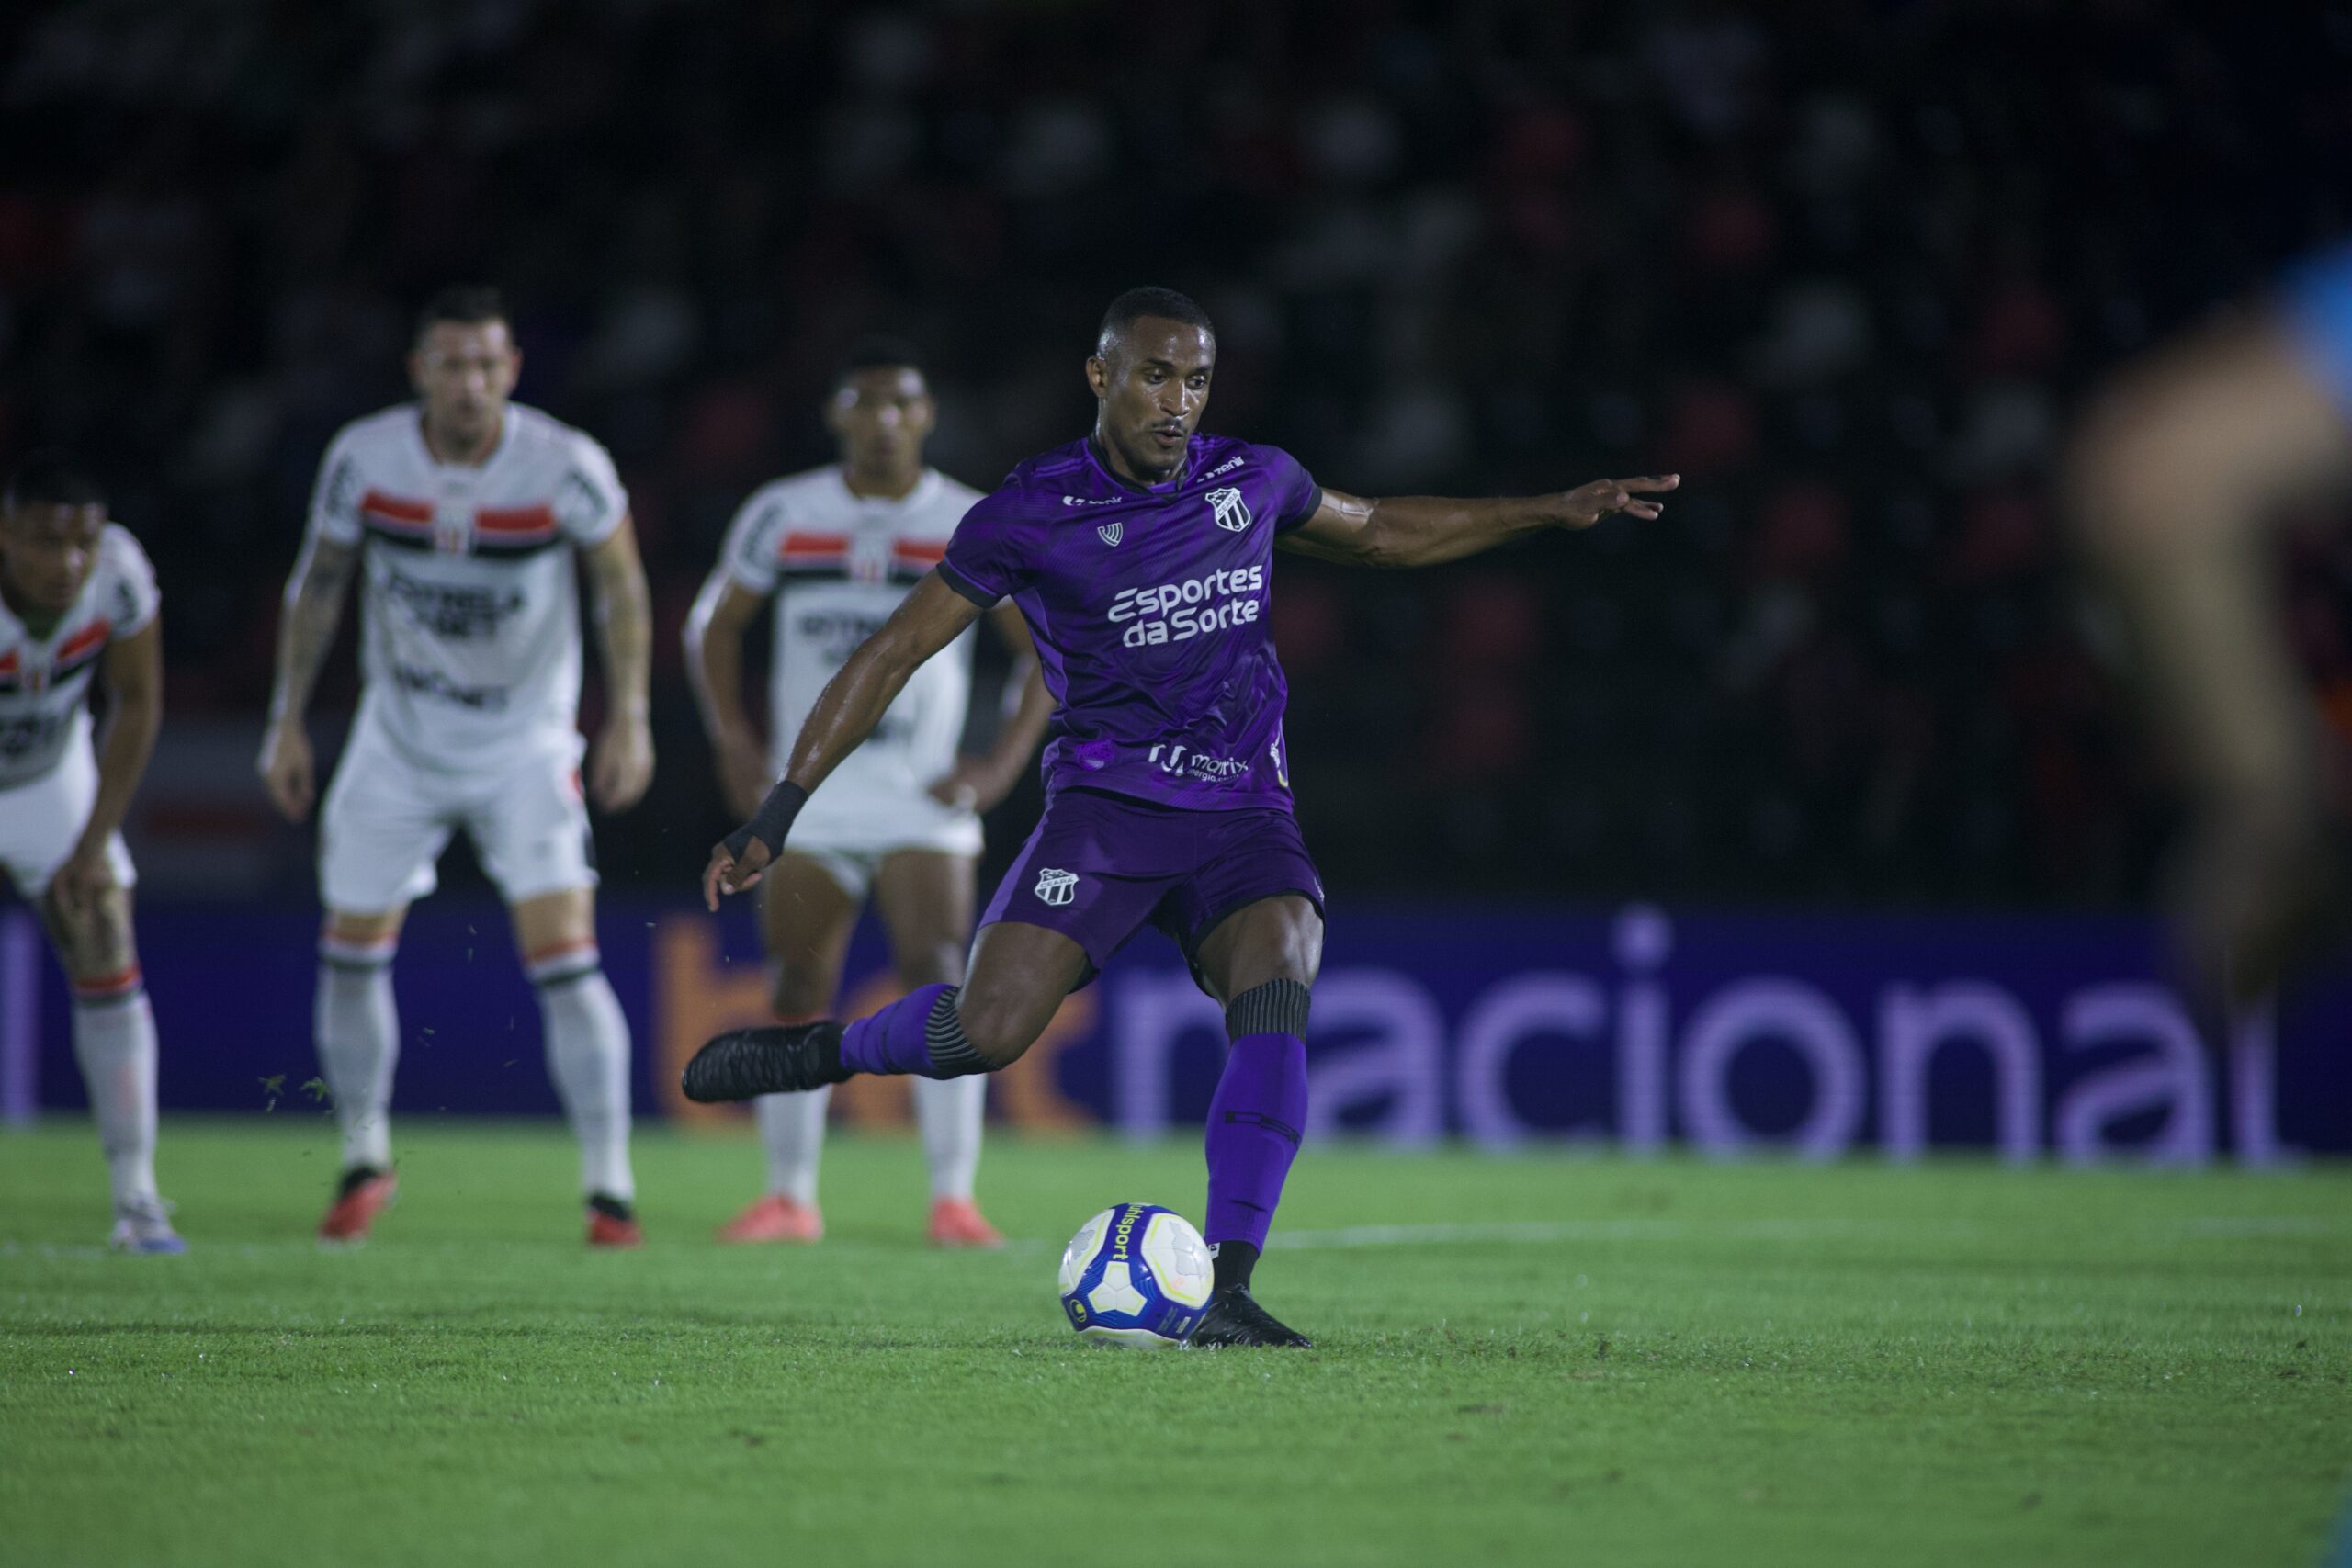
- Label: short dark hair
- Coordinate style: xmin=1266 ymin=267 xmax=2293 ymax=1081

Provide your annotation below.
xmin=416 ymin=284 xmax=509 ymax=343
xmin=1097 ymin=287 xmax=1215 ymax=352
xmin=837 ymin=335 xmax=926 ymax=386
xmin=5 ymin=450 xmax=105 ymax=513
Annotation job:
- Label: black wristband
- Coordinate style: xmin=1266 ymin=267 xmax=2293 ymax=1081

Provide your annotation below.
xmin=723 ymin=779 xmax=808 ymax=862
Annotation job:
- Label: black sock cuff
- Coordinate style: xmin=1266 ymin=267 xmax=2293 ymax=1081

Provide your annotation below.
xmin=1225 ymin=978 xmax=1311 ymax=1041
xmin=1210 ymin=1239 xmax=1261 ymax=1292
xmin=924 ymin=987 xmax=993 ymax=1077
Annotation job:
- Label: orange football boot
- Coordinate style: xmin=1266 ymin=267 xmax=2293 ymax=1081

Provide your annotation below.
xmin=716 ymin=1194 xmax=824 ymax=1244
xmin=587 ymin=1202 xmax=644 ymax=1248
xmin=927 ymin=1197 xmax=1003 ymax=1248
xmin=318 ymin=1169 xmax=398 ymax=1245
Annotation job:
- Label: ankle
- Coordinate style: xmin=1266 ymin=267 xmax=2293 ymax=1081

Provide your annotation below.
xmin=1210 ymin=1239 xmax=1260 ymax=1293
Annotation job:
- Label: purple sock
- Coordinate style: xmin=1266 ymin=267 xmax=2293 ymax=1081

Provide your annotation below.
xmin=839 ymin=983 xmax=956 ymax=1077
xmin=1204 ymin=1032 xmax=1307 ymax=1254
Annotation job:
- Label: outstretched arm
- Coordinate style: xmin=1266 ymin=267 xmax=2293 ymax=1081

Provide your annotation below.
xmin=927 ymin=602 xmax=1055 ymax=815
xmin=580 ymin=516 xmax=655 ymax=812
xmin=256 ymin=535 xmax=360 ymax=822
xmin=702 ymin=570 xmax=983 ymax=908
xmin=1277 ymin=476 xmax=1677 ymax=569
xmin=2069 ymin=322 xmax=2352 ymax=993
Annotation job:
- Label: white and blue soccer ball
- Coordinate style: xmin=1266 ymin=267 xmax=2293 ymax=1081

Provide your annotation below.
xmin=1057 ymin=1202 xmax=1216 ymax=1348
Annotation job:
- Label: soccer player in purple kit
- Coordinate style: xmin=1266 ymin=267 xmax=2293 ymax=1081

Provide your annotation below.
xmin=683 ymin=288 xmax=1676 ymax=1347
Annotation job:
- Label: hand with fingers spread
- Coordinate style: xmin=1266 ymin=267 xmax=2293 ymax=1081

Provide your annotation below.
xmin=1560 ymin=474 xmax=1679 ymax=530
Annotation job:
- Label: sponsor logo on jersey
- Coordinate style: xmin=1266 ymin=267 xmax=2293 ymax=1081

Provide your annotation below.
xmin=384 ymin=574 xmax=526 ymax=641
xmin=1106 ymin=564 xmax=1264 ymax=648
xmin=1147 ymin=742 xmax=1250 ymax=783
xmin=0 ymin=709 xmax=69 ymax=763
xmin=1059 ymin=493 xmax=1123 ymax=506
xmin=391 ymin=662 xmax=509 ymax=711
xmin=1035 ymin=867 xmax=1079 ymax=906
xmin=1097 ymin=522 xmax=1124 ymax=547
xmin=1204 ymin=455 xmax=1247 ymax=479
xmin=1207 ymin=486 xmax=1253 ymax=533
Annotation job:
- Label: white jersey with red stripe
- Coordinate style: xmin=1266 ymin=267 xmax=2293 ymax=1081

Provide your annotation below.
xmin=0 ymin=524 xmax=159 ymax=791
xmin=707 ymin=465 xmax=982 ymax=842
xmin=307 ymin=402 xmax=627 ymax=767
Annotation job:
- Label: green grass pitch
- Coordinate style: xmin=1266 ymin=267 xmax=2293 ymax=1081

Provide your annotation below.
xmin=3 ymin=1119 xmax=2348 ymax=1567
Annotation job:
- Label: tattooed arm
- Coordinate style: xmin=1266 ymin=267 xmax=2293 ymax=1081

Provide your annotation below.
xmin=581 ymin=514 xmax=655 ymax=811
xmin=256 ymin=535 xmax=360 ymax=822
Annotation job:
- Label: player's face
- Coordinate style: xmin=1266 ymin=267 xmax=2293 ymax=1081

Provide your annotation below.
xmin=827 ymin=367 xmax=935 ymax=469
xmin=1087 ymin=320 xmax=1215 ymax=482
xmin=409 ymin=320 xmax=521 ymax=443
xmin=0 ymin=502 xmax=106 ymax=615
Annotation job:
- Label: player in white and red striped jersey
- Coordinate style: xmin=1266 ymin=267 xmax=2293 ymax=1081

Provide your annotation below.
xmin=0 ymin=453 xmax=178 ymax=1252
xmin=258 ymin=286 xmax=656 ymax=1247
xmin=685 ymin=338 xmax=1051 ymax=1246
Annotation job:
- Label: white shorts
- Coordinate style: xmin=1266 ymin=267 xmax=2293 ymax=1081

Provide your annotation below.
xmin=320 ymin=718 xmax=595 ymax=913
xmin=0 ymin=722 xmax=135 ymax=899
xmin=788 ymin=771 xmax=982 ymax=905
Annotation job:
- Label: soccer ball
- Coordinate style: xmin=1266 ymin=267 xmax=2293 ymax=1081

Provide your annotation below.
xmin=1057 ymin=1202 xmax=1216 ymax=1348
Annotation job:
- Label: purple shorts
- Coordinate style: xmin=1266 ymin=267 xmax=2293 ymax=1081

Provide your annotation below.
xmin=979 ymin=787 xmax=1326 ymax=987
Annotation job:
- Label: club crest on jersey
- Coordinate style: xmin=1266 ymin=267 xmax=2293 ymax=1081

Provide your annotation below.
xmin=1035 ymin=867 xmax=1079 ymax=907
xmin=1206 ymin=486 xmax=1253 ymax=533
xmin=1097 ymin=521 xmax=1124 ymax=547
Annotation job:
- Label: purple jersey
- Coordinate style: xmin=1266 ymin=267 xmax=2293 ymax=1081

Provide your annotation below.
xmin=940 ymin=433 xmax=1323 ymax=810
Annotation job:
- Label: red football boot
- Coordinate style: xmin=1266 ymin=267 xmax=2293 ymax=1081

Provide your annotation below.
xmin=715 ymin=1194 xmax=823 ymax=1245
xmin=318 ymin=1169 xmax=398 ymax=1245
xmin=927 ymin=1196 xmax=1003 ymax=1248
xmin=586 ymin=1199 xmax=644 ymax=1248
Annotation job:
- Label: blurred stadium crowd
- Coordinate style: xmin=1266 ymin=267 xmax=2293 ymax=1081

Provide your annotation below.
xmin=5 ymin=0 xmax=2350 ymax=904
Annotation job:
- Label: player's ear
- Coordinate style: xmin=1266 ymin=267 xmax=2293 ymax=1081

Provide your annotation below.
xmin=1084 ymin=355 xmax=1109 ymax=400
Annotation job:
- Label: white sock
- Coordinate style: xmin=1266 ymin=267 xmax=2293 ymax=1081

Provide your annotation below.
xmin=315 ymin=958 xmax=398 ymax=1172
xmin=71 ymin=986 xmax=158 ymax=1212
xmin=756 ymin=1087 xmax=832 ymax=1205
xmin=913 ymin=1072 xmax=985 ymax=1201
xmin=538 ymin=965 xmax=634 ymax=1203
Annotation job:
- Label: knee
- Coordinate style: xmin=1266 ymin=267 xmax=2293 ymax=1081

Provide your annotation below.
xmin=1225 ymin=976 xmax=1313 ymax=1042
xmin=321 ymin=913 xmax=401 ymax=979
xmin=950 ymin=980 xmax=1043 ymax=1066
xmin=51 ymin=888 xmax=135 ymax=982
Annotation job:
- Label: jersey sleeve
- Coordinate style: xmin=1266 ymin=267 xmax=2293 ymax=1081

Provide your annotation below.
xmin=720 ymin=490 xmax=788 ymax=596
xmin=100 ymin=526 xmax=161 ymax=637
xmin=306 ymin=424 xmax=368 ymax=547
xmin=939 ymin=490 xmax=1034 ymax=607
xmin=1257 ymin=445 xmax=1326 ymax=535
xmin=2282 ymin=242 xmax=2352 ymax=418
xmin=553 ymin=434 xmax=629 ymax=547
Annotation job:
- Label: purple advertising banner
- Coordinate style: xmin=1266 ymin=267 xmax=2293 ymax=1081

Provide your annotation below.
xmin=6 ymin=897 xmax=2346 ymax=1160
